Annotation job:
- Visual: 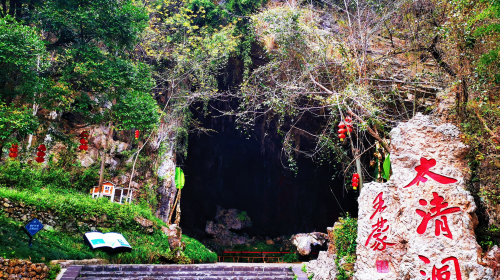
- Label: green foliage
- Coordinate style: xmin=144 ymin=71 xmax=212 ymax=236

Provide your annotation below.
xmin=0 ymin=103 xmax=38 ymax=145
xmin=472 ymin=0 xmax=500 ymax=83
xmin=282 ymin=252 xmax=299 ymax=263
xmin=333 ymin=215 xmax=357 ymax=280
xmin=34 ymin=0 xmax=148 ymax=50
xmin=182 ymin=235 xmax=217 ymax=263
xmin=301 ymin=263 xmax=307 ymax=273
xmin=477 ymin=224 xmax=500 ymax=249
xmin=174 ymin=167 xmax=185 ymax=189
xmin=382 ymin=154 xmax=391 ymax=180
xmin=112 ymin=90 xmax=160 ymax=131
xmin=236 ymin=211 xmax=249 ymax=221
xmin=0 ymin=186 xmax=164 ymax=231
xmin=0 ymin=160 xmax=100 ymax=193
xmin=47 ymin=264 xmax=61 ymax=280
xmin=0 ymin=187 xmax=214 ymax=264
xmin=0 ymin=16 xmax=49 ymax=102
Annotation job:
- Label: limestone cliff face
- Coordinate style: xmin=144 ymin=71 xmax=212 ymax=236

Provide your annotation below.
xmin=355 ymin=114 xmax=494 ymax=280
xmin=41 ymin=120 xmax=179 ymax=224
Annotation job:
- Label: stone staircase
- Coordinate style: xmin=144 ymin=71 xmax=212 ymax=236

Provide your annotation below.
xmin=59 ymin=263 xmax=306 ymax=280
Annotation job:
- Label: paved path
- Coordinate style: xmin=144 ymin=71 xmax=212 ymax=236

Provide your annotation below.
xmin=58 ymin=262 xmax=310 ymax=280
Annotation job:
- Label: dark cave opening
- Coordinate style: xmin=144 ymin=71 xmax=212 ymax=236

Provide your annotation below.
xmin=179 ymin=108 xmax=358 ymax=242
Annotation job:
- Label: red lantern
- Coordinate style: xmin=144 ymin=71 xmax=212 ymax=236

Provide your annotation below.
xmin=338 ymin=122 xmax=346 ymax=128
xmin=9 ymin=144 xmax=18 ymax=159
xmin=347 ymin=126 xmax=353 ymax=133
xmin=37 ymin=151 xmax=46 ymax=157
xmin=345 ymin=116 xmax=352 ymax=123
xmin=37 ymin=144 xmax=46 ymax=152
xmin=135 ymin=130 xmax=139 ymax=139
xmin=338 ymin=128 xmax=347 ymax=134
xmin=353 ymin=173 xmax=359 ymax=178
xmin=352 ymin=182 xmax=358 ymax=187
xmin=353 ymin=177 xmax=359 ymax=182
xmin=35 ymin=157 xmax=44 ymax=163
xmin=80 ymin=131 xmax=89 ymax=138
xmin=79 ymin=131 xmax=90 ymax=151
xmin=338 ymin=133 xmax=346 ymax=139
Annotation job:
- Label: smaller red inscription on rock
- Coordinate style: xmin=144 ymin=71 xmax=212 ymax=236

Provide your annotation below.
xmin=376 ymin=260 xmax=389 ymax=273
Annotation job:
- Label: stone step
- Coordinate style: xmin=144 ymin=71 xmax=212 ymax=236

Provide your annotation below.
xmin=79 ymin=271 xmax=293 ymax=277
xmin=59 ymin=264 xmax=296 ymax=280
xmin=80 ymin=265 xmax=291 ymax=272
xmin=77 ymin=276 xmax=293 ymax=280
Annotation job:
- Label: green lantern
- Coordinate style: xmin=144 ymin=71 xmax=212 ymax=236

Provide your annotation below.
xmin=175 ymin=167 xmax=185 ymax=189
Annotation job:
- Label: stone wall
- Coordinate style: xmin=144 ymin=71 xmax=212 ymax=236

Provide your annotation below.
xmin=0 ymin=197 xmax=155 ymax=233
xmin=0 ymin=258 xmax=48 ymax=280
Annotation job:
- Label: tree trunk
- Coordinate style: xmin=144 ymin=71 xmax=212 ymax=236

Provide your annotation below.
xmin=1 ymin=0 xmax=7 ymax=17
xmin=8 ymin=0 xmax=16 ymax=16
xmin=98 ymin=122 xmax=114 ymax=196
xmin=174 ymin=188 xmax=181 ymax=225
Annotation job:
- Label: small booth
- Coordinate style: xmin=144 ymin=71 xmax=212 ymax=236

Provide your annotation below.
xmin=90 ymin=181 xmax=133 ymax=204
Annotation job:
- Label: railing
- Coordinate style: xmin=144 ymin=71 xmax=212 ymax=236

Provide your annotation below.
xmin=217 ymin=251 xmax=318 ymax=263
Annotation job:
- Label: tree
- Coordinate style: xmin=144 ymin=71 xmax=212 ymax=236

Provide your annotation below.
xmin=29 ymin=0 xmax=160 ymax=192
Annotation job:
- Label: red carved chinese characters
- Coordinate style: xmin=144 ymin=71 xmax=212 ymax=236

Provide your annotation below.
xmin=404 ymin=158 xmax=458 ymax=188
xmin=416 ymin=192 xmax=460 ymax=239
xmin=370 ymin=192 xmax=387 ymax=219
xmin=365 ymin=192 xmax=395 ymax=251
xmin=419 ymin=255 xmax=462 ymax=280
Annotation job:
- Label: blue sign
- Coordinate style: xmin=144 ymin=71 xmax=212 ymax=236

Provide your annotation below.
xmin=25 ymin=219 xmax=44 ymax=237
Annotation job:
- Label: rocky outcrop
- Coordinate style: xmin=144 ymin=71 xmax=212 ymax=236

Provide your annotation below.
xmin=205 ymin=206 xmax=252 ymax=247
xmin=306 ymin=251 xmax=338 ymax=280
xmin=0 ymin=258 xmax=48 ymax=280
xmin=291 ymin=232 xmax=328 ymax=256
xmin=355 ymin=114 xmax=494 ymax=280
xmin=162 ymin=224 xmax=183 ymax=251
xmin=482 ymin=246 xmax=500 ymax=278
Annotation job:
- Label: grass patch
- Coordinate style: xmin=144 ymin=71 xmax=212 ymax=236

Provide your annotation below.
xmin=0 ymin=187 xmax=164 ymax=233
xmin=182 ymin=235 xmax=217 ymax=263
xmin=0 ymin=185 xmax=215 ymax=265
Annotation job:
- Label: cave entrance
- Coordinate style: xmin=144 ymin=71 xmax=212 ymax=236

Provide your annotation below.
xmin=179 ymin=109 xmax=358 ymax=249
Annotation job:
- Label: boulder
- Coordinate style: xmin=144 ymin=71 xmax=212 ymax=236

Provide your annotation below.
xmin=205 ymin=206 xmax=251 ymax=247
xmin=291 ymin=232 xmax=328 ymax=256
xmin=482 ymin=246 xmax=500 ymax=278
xmin=162 ymin=224 xmax=183 ymax=251
xmin=306 ymin=251 xmax=338 ymax=280
xmin=354 ymin=114 xmax=494 ymax=280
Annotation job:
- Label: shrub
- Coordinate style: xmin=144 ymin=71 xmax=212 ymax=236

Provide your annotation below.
xmin=47 ymin=264 xmax=61 ymax=280
xmin=182 ymin=235 xmax=217 ymax=263
xmin=333 ymin=214 xmax=357 ymax=280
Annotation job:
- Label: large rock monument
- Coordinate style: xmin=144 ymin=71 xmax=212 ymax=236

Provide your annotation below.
xmin=355 ymin=114 xmax=494 ymax=280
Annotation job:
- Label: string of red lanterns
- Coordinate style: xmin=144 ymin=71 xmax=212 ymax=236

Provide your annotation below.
xmin=135 ymin=130 xmax=139 ymax=139
xmin=79 ymin=131 xmax=89 ymax=152
xmin=8 ymin=143 xmax=18 ymax=160
xmin=338 ymin=116 xmax=353 ymax=141
xmin=35 ymin=144 xmax=46 ymax=163
xmin=352 ymin=173 xmax=359 ymax=190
